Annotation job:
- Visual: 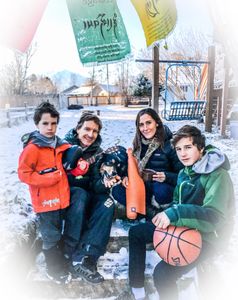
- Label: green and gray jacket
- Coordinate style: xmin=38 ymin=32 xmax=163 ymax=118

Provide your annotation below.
xmin=165 ymin=145 xmax=235 ymax=249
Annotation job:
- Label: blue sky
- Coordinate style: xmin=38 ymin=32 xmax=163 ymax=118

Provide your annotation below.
xmin=0 ymin=0 xmax=213 ymax=75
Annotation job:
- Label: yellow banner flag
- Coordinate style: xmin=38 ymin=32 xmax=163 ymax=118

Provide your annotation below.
xmin=131 ymin=0 xmax=177 ymax=47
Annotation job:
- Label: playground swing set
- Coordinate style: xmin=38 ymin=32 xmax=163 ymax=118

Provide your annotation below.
xmin=162 ymin=61 xmax=208 ymax=121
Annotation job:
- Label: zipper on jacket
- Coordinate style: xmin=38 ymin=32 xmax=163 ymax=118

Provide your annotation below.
xmin=178 ymin=181 xmax=187 ymax=204
xmin=54 ymin=148 xmax=57 ymax=170
xmin=178 ymin=180 xmax=194 ymax=204
xmin=54 ymin=148 xmax=62 ymax=207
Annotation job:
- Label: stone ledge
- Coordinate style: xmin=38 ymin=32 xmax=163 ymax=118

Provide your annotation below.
xmin=23 ymin=277 xmax=156 ymax=299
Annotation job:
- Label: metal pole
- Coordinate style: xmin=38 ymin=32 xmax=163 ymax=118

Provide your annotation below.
xmin=91 ymin=65 xmax=95 ymax=106
xmin=152 ymin=45 xmax=159 ymax=113
xmin=106 ymin=64 xmax=110 ymax=104
xmin=220 ymin=56 xmax=229 ymax=136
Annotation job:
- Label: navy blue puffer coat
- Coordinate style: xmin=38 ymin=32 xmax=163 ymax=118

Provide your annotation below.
xmin=140 ymin=125 xmax=183 ymax=186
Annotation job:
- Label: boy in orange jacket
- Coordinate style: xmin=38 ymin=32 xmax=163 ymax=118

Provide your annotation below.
xmin=18 ymin=102 xmax=83 ymax=284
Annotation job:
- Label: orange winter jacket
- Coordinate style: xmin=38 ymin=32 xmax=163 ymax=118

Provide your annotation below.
xmin=18 ymin=133 xmax=71 ymax=213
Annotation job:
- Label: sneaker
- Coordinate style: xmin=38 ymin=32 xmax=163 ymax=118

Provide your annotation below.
xmin=43 ymin=246 xmax=71 ymax=285
xmin=71 ymin=256 xmax=104 ymax=284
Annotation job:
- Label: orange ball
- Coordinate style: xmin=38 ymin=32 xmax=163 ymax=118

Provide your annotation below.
xmin=153 ymin=225 xmax=202 ymax=266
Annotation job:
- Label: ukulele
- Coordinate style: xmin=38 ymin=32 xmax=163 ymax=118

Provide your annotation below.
xmin=86 ymin=145 xmax=120 ymax=165
xmin=69 ymin=145 xmax=120 ymax=177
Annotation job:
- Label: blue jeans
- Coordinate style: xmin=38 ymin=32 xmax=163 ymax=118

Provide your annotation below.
xmin=38 ymin=188 xmax=114 ymax=262
xmin=111 ymin=181 xmax=174 ymax=207
xmin=38 ymin=187 xmax=90 ymax=253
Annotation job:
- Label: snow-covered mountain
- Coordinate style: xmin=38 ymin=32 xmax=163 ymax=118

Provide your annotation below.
xmin=48 ymin=70 xmax=88 ymax=92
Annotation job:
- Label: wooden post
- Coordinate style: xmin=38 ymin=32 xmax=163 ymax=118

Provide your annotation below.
xmin=6 ymin=109 xmax=11 ymax=127
xmin=106 ymin=64 xmax=110 ymax=104
xmin=24 ymin=102 xmax=28 ymax=121
xmin=216 ymin=96 xmax=221 ymax=126
xmin=152 ymin=45 xmax=159 ymax=113
xmin=220 ymin=56 xmax=229 ymax=136
xmin=205 ymin=45 xmax=215 ymax=132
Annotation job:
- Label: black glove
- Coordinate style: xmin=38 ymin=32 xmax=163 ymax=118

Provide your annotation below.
xmin=63 ymin=146 xmax=83 ymax=170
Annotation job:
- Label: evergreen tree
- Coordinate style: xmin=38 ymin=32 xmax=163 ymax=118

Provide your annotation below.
xmin=133 ymin=74 xmax=152 ymax=97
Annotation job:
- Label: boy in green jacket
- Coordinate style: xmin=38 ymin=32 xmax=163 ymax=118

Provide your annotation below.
xmin=116 ymin=125 xmax=235 ymax=300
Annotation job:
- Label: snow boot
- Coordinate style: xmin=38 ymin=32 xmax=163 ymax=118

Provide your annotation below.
xmin=43 ymin=245 xmax=71 ymax=284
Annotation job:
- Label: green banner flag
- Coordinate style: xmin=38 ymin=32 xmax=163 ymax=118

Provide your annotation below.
xmin=66 ymin=0 xmax=131 ymax=64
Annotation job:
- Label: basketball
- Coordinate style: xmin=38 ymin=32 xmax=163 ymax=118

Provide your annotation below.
xmin=153 ymin=225 xmax=202 ymax=266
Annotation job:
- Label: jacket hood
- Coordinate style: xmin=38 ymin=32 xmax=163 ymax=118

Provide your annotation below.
xmin=64 ymin=128 xmax=80 ymax=145
xmin=192 ymin=145 xmax=230 ymax=174
xmin=21 ymin=130 xmax=67 ymax=148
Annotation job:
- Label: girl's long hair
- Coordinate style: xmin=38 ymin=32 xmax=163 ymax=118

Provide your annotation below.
xmin=133 ymin=108 xmax=165 ymax=153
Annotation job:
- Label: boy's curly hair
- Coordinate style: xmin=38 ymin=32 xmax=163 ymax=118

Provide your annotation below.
xmin=33 ymin=102 xmax=60 ymax=125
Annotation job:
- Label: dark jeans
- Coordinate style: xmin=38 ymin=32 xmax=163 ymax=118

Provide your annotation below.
xmin=128 ymin=222 xmax=214 ymax=300
xmin=72 ymin=193 xmax=115 ymax=262
xmin=145 ymin=181 xmax=174 ymax=206
xmin=38 ymin=188 xmax=114 ymax=263
xmin=38 ymin=187 xmax=90 ymax=252
xmin=111 ymin=181 xmax=174 ymax=206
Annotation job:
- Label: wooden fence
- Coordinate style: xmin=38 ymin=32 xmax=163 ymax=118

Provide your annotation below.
xmin=0 ymin=105 xmax=35 ymax=127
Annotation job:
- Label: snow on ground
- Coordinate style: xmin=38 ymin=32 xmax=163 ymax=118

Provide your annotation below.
xmin=0 ymin=105 xmax=238 ymax=299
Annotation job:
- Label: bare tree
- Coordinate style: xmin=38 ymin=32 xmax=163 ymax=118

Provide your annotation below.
xmin=135 ymin=29 xmax=211 ymax=100
xmin=136 ymin=48 xmax=153 ymax=81
xmin=0 ymin=45 xmax=36 ymax=95
xmin=83 ymin=66 xmax=98 ymax=105
xmin=114 ymin=59 xmax=135 ymax=106
xmin=165 ymin=29 xmax=210 ymax=61
xmin=84 ymin=66 xmax=98 ymax=86
xmin=26 ymin=75 xmax=57 ymax=95
xmin=208 ymin=0 xmax=238 ymax=81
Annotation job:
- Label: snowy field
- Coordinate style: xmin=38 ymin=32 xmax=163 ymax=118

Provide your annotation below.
xmin=0 ymin=105 xmax=238 ymax=299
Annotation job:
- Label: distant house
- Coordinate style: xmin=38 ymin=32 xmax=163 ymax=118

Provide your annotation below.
xmin=61 ymin=85 xmax=79 ymax=94
xmin=67 ymin=83 xmax=123 ymax=106
xmin=59 ymin=85 xmax=79 ymax=109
